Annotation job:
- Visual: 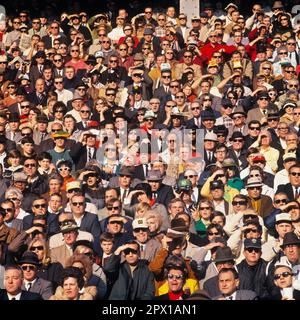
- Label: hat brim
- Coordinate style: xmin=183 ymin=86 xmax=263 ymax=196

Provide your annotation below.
xmin=246 ymin=184 xmax=263 ymax=188
xmin=61 ymin=226 xmax=79 ymax=234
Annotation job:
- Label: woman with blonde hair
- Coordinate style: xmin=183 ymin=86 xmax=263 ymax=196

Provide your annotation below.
xmin=145 ymin=211 xmax=163 ymax=239
xmin=28 ymin=238 xmax=63 ymax=290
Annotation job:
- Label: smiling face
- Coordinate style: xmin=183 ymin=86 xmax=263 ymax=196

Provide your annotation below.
xmin=167 ymin=269 xmax=185 ymax=293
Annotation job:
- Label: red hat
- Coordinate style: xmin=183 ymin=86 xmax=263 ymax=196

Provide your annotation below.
xmin=253 ymin=155 xmax=266 ymax=162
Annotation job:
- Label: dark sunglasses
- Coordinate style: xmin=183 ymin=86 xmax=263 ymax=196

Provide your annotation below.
xmin=2 ymin=207 xmax=14 ymax=213
xmin=24 ymin=163 xmax=36 ymax=168
xmin=30 ymin=246 xmax=44 ymax=251
xmin=123 ymin=248 xmax=138 ymax=255
xmin=232 ymin=201 xmax=247 ymax=206
xmin=249 ymin=127 xmax=260 ymax=130
xmin=33 ymin=204 xmax=46 ymax=209
xmin=246 ymin=248 xmax=261 ymax=253
xmin=274 ymin=199 xmax=287 ymax=204
xmin=208 ymin=231 xmax=220 ymax=236
xmin=107 ymin=206 xmax=120 ymax=211
xmin=109 ymin=220 xmax=123 ymax=225
xmin=71 ymin=202 xmax=84 ymax=206
xmin=290 ymin=172 xmax=300 ymax=177
xmin=21 ymin=265 xmax=36 ymax=271
xmin=274 ymin=272 xmax=292 ymax=280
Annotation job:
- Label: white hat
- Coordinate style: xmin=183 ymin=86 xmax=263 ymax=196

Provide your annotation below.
xmin=160 ymin=63 xmax=171 ymax=72
xmin=144 ymin=110 xmax=156 ymax=119
xmin=204 ymin=132 xmax=218 ymax=142
xmin=275 ymin=212 xmax=292 ymax=224
xmin=132 ymin=218 xmax=148 ymax=230
xmin=95 ymin=51 xmax=104 ymax=59
xmin=274 ymin=256 xmax=293 ymax=270
xmin=225 ymin=3 xmax=238 ymax=10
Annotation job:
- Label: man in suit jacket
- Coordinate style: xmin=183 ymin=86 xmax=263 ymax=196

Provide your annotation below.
xmin=246 ymin=91 xmax=272 ymax=123
xmin=70 ymin=194 xmax=101 ymax=243
xmin=69 ymin=131 xmax=98 ymax=170
xmin=27 ymin=78 xmax=48 ymax=108
xmin=245 ymin=177 xmax=273 ymax=218
xmin=146 ymin=170 xmax=175 ymax=208
xmin=50 ymin=220 xmax=80 ymax=267
xmin=213 ymin=268 xmax=258 ymax=300
xmin=132 ymin=218 xmax=161 ymax=263
xmin=276 ymin=164 xmax=300 ymax=201
xmin=42 ymin=21 xmax=67 ymax=49
xmin=22 ymin=197 xmax=60 ymax=238
xmin=19 ymin=251 xmax=53 ymax=300
xmin=0 ymin=265 xmax=42 ymax=300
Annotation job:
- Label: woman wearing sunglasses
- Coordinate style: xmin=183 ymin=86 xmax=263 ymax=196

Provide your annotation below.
xmin=28 ymin=238 xmax=63 ymax=291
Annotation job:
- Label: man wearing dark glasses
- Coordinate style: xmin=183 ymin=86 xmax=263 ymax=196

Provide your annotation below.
xmin=237 ymin=238 xmax=269 ymax=299
xmin=19 ymin=251 xmax=53 ymax=300
xmin=23 ymin=197 xmax=59 ymax=238
xmin=104 ymin=240 xmax=155 ymax=300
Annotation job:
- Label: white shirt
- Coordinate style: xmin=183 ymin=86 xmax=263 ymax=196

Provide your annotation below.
xmin=55 ymin=88 xmax=73 ymax=106
xmin=213 ymin=200 xmax=226 ymax=215
xmin=274 ymin=169 xmax=289 ymax=191
xmin=7 ymin=292 xmax=22 ymax=300
xmin=24 ymin=278 xmax=37 ymax=290
xmin=225 ymin=291 xmax=237 ymax=300
xmin=107 ymin=27 xmax=125 ymax=42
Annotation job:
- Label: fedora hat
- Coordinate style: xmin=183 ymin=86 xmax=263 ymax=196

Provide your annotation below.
xmin=118 ymin=166 xmax=134 ymax=177
xmin=281 ymin=232 xmax=300 ymax=248
xmin=213 ymin=246 xmax=235 ymax=263
xmin=19 ymin=251 xmax=39 ymax=265
xmin=60 ymin=220 xmax=79 ymax=234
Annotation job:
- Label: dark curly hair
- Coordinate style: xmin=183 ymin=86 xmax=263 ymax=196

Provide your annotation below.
xmin=60 ymin=267 xmax=85 ymax=289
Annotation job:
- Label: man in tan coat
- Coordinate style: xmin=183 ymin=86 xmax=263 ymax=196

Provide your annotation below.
xmin=174 ymin=49 xmax=202 ymax=81
xmin=50 ymin=220 xmax=79 ymax=267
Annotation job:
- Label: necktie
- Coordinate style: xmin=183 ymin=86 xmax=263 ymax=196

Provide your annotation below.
xmin=228 ymin=296 xmax=233 ymax=300
xmin=262 ymin=110 xmax=267 ymax=116
xmin=39 ymin=66 xmax=43 ymax=73
xmin=41 ymin=133 xmax=45 ymax=141
xmin=152 ymin=192 xmax=157 ymax=200
xmin=27 ymin=282 xmax=32 ymax=291
xmin=295 ymin=187 xmax=299 ymax=199
xmin=11 ymin=297 xmax=16 ymax=300
xmin=87 ymin=147 xmax=92 ymax=162
xmin=289 ymin=52 xmax=292 ymax=59
xmin=122 ymin=189 xmax=128 ymax=202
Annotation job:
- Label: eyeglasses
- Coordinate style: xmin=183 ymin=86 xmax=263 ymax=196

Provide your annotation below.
xmin=208 ymin=231 xmax=220 ymax=236
xmin=233 ymin=139 xmax=244 ymax=142
xmin=246 ymin=248 xmax=261 ymax=253
xmin=102 ymin=41 xmax=110 ymax=44
xmin=58 ymin=167 xmax=71 ymax=172
xmin=184 ymin=175 xmax=197 ymax=179
xmin=54 ymin=81 xmax=63 ymax=84
xmin=33 ymin=203 xmax=46 ymax=209
xmin=30 ymin=246 xmax=44 ymax=251
xmin=119 ymin=48 xmax=127 ymax=51
xmin=109 ymin=60 xmax=118 ymax=63
xmin=98 ymin=34 xmax=106 ymax=36
xmin=279 ymin=52 xmax=288 ymax=55
xmin=106 ymin=93 xmax=116 ymax=96
xmin=68 ymin=188 xmax=81 ymax=193
xmin=250 ymin=174 xmax=260 ymax=178
xmin=8 ymin=198 xmax=18 ymax=201
xmin=71 ymin=49 xmax=79 ymax=52
xmin=294 ymin=113 xmax=300 ymax=115
xmin=274 ymin=199 xmax=288 ymax=204
xmin=232 ymin=201 xmax=247 ymax=206
xmin=54 ymin=59 xmax=62 ymax=62
xmin=107 ymin=206 xmax=120 ymax=211
xmin=109 ymin=220 xmax=123 ymax=225
xmin=162 ymin=75 xmax=171 ymax=79
xmin=286 ymin=70 xmax=295 ymax=74
xmin=184 ymin=55 xmax=193 ymax=58
xmin=249 ymin=127 xmax=260 ymax=130
xmin=77 ymin=88 xmax=86 ymax=91
xmin=145 ymin=11 xmax=152 ymax=14
xmin=158 ymin=18 xmax=165 ymax=21
xmin=21 ymin=265 xmax=36 ymax=271
xmin=290 ymin=172 xmax=300 ymax=177
xmin=2 ymin=207 xmax=14 ymax=213
xmin=21 ymin=105 xmax=30 ymax=109
xmin=200 ymin=206 xmax=211 ymax=210
xmin=274 ymin=272 xmax=292 ymax=280
xmin=262 ymin=67 xmax=271 ymax=70
xmin=289 ymin=85 xmax=299 ymax=88
xmin=123 ymin=248 xmax=138 ymax=255
xmin=259 ymin=97 xmax=269 ymax=101
xmin=278 ymin=127 xmax=288 ymax=130
xmin=191 ymin=107 xmax=201 ymax=111
xmin=80 ymin=110 xmax=90 ymax=113
xmin=287 ymin=42 xmax=296 ymax=45
xmin=24 ymin=163 xmax=36 ymax=168
xmin=71 ymin=202 xmax=84 ymax=206
xmin=13 ymin=21 xmax=21 ymax=24
xmin=167 ymin=274 xmax=184 ymax=280
xmin=51 ymin=26 xmax=59 ymax=29
xmin=175 ymin=95 xmax=184 ymax=99
xmin=8 ymin=86 xmax=15 ymax=89
xmin=134 ymin=228 xmax=148 ymax=233
xmin=247 ymin=186 xmax=262 ymax=190
xmin=170 ymin=85 xmax=179 ymax=88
